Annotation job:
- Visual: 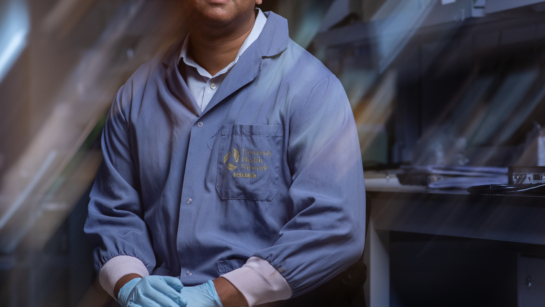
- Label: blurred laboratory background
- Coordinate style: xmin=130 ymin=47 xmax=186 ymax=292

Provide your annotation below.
xmin=2 ymin=0 xmax=545 ymax=306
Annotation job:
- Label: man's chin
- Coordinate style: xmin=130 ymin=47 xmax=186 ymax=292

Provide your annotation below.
xmin=198 ymin=8 xmax=237 ymax=27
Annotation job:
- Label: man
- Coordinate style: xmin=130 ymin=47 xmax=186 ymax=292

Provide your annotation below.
xmin=84 ymin=0 xmax=366 ymax=306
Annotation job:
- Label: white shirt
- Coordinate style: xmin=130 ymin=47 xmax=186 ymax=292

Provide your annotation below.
xmin=99 ymin=9 xmax=292 ymax=307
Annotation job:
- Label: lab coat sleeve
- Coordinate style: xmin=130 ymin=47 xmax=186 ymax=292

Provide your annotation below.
xmin=253 ymin=75 xmax=366 ymax=297
xmin=84 ymin=86 xmax=156 ymax=296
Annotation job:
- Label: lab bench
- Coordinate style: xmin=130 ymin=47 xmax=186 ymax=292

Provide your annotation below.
xmin=364 ymin=187 xmax=545 ymax=307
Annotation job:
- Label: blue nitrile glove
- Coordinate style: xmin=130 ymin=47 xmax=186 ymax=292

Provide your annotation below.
xmin=181 ymin=280 xmax=223 ymax=307
xmin=118 ymin=276 xmax=188 ymax=307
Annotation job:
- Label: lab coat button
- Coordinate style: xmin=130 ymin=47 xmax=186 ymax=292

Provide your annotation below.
xmin=186 ymin=198 xmax=192 ymax=205
xmin=197 ymin=122 xmax=204 ymax=128
xmin=210 ymin=83 xmax=217 ymax=90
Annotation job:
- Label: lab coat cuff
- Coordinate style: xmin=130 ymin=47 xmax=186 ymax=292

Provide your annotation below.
xmin=98 ymin=255 xmax=150 ymax=299
xmin=221 ymin=256 xmax=292 ymax=307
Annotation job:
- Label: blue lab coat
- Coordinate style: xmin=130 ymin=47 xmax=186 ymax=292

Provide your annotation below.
xmin=84 ymin=12 xmax=366 ymax=297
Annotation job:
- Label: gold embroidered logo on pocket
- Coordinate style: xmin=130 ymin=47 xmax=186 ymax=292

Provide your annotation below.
xmin=223 ymin=148 xmax=240 ymax=171
xmin=224 ymin=148 xmax=271 ymax=178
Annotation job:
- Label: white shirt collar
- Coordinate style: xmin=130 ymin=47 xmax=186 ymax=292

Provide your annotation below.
xmin=179 ymin=8 xmax=267 ymax=79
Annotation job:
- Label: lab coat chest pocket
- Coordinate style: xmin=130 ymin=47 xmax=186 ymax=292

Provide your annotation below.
xmin=216 ymin=125 xmax=283 ymax=201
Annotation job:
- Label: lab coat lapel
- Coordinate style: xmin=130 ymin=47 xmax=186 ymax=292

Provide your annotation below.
xmin=161 ymin=12 xmax=289 ymax=117
xmin=201 ymin=43 xmax=261 ymax=115
xmin=163 ymin=42 xmax=201 ymax=117
xmin=200 ymin=12 xmax=289 ymax=115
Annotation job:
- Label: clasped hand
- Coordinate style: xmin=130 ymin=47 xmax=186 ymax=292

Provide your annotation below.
xmin=118 ymin=276 xmax=223 ymax=307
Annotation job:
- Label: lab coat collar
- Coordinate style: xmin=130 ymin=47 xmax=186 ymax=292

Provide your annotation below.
xmin=201 ymin=13 xmax=289 ymax=114
xmin=162 ymin=12 xmax=289 ymax=68
xmin=257 ymin=12 xmax=289 ymax=58
xmin=201 ymin=39 xmax=261 ymax=114
xmin=166 ymin=58 xmax=201 ymax=116
xmin=162 ymin=12 xmax=289 ymax=116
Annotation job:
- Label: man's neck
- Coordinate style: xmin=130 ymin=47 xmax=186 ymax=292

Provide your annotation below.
xmin=188 ymin=10 xmax=257 ymax=76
